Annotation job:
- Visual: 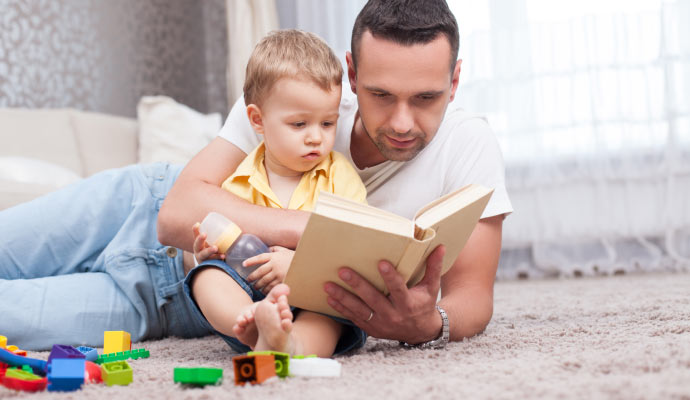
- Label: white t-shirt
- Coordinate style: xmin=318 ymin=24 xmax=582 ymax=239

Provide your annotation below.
xmin=219 ymin=90 xmax=513 ymax=220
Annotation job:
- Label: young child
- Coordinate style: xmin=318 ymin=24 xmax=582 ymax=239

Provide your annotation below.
xmin=187 ymin=30 xmax=367 ymax=357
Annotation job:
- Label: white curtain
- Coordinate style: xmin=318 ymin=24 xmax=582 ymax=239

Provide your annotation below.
xmin=280 ymin=0 xmax=690 ymax=279
xmin=226 ymin=0 xmax=279 ymax=104
xmin=449 ymin=0 xmax=690 ymax=279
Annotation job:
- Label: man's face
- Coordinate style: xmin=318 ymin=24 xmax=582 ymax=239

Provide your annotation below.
xmin=347 ymin=31 xmax=461 ymax=162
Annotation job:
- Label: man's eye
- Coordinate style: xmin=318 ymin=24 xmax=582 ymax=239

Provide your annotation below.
xmin=372 ymin=92 xmax=388 ymax=98
xmin=418 ymin=95 xmax=436 ymax=101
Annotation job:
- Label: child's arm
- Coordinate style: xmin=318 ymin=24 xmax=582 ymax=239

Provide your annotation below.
xmin=244 ymin=246 xmax=294 ymax=294
xmin=192 ymin=223 xmax=226 ymax=263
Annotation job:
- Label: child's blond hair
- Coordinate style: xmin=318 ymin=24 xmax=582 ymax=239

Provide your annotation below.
xmin=244 ymin=29 xmax=343 ymax=107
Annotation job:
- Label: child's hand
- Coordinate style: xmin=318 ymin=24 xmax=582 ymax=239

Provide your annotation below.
xmin=192 ymin=222 xmax=226 ymax=263
xmin=245 ymin=246 xmax=294 ymax=294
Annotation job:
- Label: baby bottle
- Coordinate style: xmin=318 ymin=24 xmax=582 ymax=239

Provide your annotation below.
xmin=199 ymin=212 xmax=269 ymax=282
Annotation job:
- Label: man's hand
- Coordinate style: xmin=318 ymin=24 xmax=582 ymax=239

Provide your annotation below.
xmin=324 ymin=245 xmax=447 ymax=344
xmin=246 ymin=246 xmax=294 ymax=294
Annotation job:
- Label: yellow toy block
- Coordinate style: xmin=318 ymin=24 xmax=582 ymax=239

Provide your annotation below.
xmin=0 ymin=335 xmax=6 ymax=348
xmin=103 ymin=331 xmax=131 ymax=354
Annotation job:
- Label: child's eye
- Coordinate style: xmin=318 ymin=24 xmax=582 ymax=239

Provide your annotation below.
xmin=322 ymin=121 xmax=334 ymax=127
xmin=291 ymin=122 xmax=306 ymax=128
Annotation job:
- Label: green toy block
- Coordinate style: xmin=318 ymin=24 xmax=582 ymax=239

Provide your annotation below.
xmin=173 ymin=367 xmax=223 ymax=386
xmin=101 ymin=360 xmax=133 ymax=386
xmin=292 ymin=354 xmax=317 ymax=359
xmin=6 ymin=368 xmax=42 ymax=381
xmin=248 ymin=351 xmax=290 ymax=378
xmin=95 ymin=348 xmax=150 ymax=364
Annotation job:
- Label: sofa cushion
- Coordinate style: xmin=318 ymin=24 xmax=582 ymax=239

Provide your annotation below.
xmin=72 ymin=110 xmax=138 ymax=176
xmin=0 ymin=108 xmax=83 ymax=175
xmin=137 ymin=96 xmax=221 ymax=165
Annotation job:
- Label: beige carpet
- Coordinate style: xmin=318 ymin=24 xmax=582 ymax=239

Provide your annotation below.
xmin=3 ymin=273 xmax=689 ymax=399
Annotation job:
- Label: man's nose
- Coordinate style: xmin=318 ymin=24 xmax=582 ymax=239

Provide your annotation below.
xmin=389 ymin=102 xmax=414 ymax=134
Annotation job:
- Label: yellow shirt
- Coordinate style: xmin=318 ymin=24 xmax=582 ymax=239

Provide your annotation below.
xmin=221 ymin=142 xmax=367 ymax=210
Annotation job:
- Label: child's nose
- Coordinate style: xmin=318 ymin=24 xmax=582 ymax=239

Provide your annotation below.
xmin=305 ymin=128 xmax=322 ymax=145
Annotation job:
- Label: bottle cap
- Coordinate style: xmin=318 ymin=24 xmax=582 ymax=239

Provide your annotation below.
xmin=199 ymin=212 xmax=242 ymax=253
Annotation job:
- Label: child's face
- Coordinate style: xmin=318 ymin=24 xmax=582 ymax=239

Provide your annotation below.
xmin=256 ymin=77 xmax=341 ymax=177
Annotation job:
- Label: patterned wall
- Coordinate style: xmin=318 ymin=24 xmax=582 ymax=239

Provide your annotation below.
xmin=0 ymin=0 xmax=228 ymax=118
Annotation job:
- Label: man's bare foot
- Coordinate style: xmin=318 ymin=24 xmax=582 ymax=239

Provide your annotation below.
xmin=232 ymin=284 xmax=291 ymax=349
xmin=254 ymin=284 xmax=295 ymax=354
xmin=233 ymin=303 xmax=259 ymax=348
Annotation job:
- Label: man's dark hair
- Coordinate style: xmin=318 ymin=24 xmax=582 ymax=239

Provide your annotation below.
xmin=351 ymin=0 xmax=459 ymax=74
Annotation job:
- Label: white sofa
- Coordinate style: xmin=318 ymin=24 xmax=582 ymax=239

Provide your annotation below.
xmin=0 ymin=108 xmax=138 ymax=210
xmin=0 ymin=97 xmax=221 ymax=211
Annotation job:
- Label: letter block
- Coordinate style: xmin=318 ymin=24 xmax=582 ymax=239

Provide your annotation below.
xmin=232 ymin=354 xmax=276 ymax=385
xmin=103 ymin=331 xmax=131 ymax=354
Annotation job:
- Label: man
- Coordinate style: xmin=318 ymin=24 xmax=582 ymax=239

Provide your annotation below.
xmin=159 ymin=0 xmax=512 ymax=348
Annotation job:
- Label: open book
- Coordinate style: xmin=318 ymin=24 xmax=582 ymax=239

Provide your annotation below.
xmin=283 ymin=184 xmax=494 ymax=318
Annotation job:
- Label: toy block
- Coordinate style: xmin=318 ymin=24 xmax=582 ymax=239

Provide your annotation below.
xmin=288 ymin=357 xmax=341 ymax=377
xmin=0 ymin=372 xmax=47 ymax=392
xmin=47 ymin=358 xmax=85 ymax=392
xmin=0 ymin=347 xmax=46 ymax=376
xmin=47 ymin=344 xmax=85 ymax=365
xmin=5 ymin=345 xmax=27 ymax=356
xmin=103 ymin=331 xmax=131 ymax=354
xmin=0 ymin=335 xmax=6 ymax=348
xmin=173 ymin=367 xmax=223 ymax=386
xmin=232 ymin=354 xmax=276 ymax=385
xmin=95 ymin=348 xmax=150 ymax=364
xmin=76 ymin=346 xmax=99 ymax=362
xmin=6 ymin=368 xmax=42 ymax=381
xmin=101 ymin=360 xmax=132 ymax=386
xmin=84 ymin=361 xmax=103 ymax=384
xmin=248 ymin=351 xmax=290 ymax=378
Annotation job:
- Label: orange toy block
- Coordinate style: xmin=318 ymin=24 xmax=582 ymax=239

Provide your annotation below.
xmin=233 ymin=354 xmax=276 ymax=385
xmin=103 ymin=331 xmax=131 ymax=355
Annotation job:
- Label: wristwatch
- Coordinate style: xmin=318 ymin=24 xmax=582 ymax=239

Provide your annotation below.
xmin=400 ymin=305 xmax=450 ymax=349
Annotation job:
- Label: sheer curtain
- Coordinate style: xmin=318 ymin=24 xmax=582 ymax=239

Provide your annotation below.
xmin=280 ymin=1 xmax=690 ymax=279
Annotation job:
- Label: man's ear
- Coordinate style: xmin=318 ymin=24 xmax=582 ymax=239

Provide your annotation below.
xmin=246 ymin=104 xmax=265 ymax=135
xmin=346 ymin=51 xmax=357 ymax=94
xmin=449 ymin=59 xmax=462 ymax=102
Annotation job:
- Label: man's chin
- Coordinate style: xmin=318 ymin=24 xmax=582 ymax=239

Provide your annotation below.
xmin=377 ymin=144 xmax=424 ymax=162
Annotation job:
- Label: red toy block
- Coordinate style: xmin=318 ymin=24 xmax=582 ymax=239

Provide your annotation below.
xmin=232 ymin=354 xmax=276 ymax=385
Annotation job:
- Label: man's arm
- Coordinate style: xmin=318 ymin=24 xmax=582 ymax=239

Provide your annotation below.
xmin=157 ymin=137 xmax=308 ymax=251
xmin=324 ymin=214 xmax=503 ymax=343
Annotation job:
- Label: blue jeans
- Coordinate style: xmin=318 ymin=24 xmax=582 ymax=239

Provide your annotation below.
xmin=0 ymin=163 xmax=211 ymax=350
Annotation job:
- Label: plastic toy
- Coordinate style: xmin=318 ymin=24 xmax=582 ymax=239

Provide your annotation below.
xmin=47 ymin=358 xmax=85 ymax=392
xmin=84 ymin=361 xmax=103 ymax=384
xmin=76 ymin=346 xmax=99 ymax=362
xmin=5 ymin=345 xmax=26 ymax=356
xmin=232 ymin=354 xmax=276 ymax=385
xmin=0 ymin=347 xmax=47 ymax=375
xmin=248 ymin=351 xmax=290 ymax=378
xmin=47 ymin=344 xmax=86 ymax=365
xmin=288 ymin=357 xmax=341 ymax=377
xmin=101 ymin=360 xmax=132 ymax=386
xmin=0 ymin=368 xmax=47 ymax=392
xmin=0 ymin=335 xmax=6 ymax=348
xmin=95 ymin=348 xmax=150 ymax=364
xmin=103 ymin=330 xmax=131 ymax=354
xmin=173 ymin=367 xmax=223 ymax=386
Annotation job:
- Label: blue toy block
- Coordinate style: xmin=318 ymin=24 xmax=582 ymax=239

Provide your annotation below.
xmin=47 ymin=344 xmax=85 ymax=365
xmin=76 ymin=346 xmax=99 ymax=362
xmin=47 ymin=358 xmax=85 ymax=392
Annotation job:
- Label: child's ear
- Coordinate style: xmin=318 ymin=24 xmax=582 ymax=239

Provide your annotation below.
xmin=246 ymin=104 xmax=265 ymax=135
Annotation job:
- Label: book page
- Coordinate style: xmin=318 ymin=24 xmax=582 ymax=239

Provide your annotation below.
xmin=315 ymin=192 xmax=415 ymax=238
xmin=414 ymin=184 xmax=493 ymax=230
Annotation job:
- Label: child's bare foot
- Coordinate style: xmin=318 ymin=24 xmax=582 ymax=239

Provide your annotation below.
xmin=233 ymin=303 xmax=259 ymax=348
xmin=254 ymin=284 xmax=295 ymax=354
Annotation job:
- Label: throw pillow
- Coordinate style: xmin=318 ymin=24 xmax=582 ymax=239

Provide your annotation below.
xmin=137 ymin=96 xmax=222 ymax=164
